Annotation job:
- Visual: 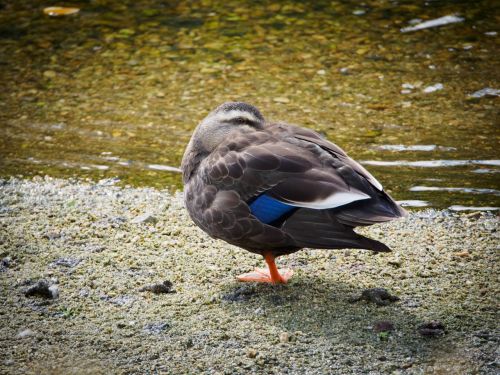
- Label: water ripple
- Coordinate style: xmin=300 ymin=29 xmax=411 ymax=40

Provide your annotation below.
xmin=361 ymin=160 xmax=500 ymax=167
xmin=410 ymin=186 xmax=500 ymax=196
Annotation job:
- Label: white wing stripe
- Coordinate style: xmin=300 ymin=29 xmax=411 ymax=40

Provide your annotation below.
xmin=285 ymin=191 xmax=371 ymax=210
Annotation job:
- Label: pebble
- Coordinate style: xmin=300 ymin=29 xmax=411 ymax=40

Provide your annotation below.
xmin=143 ymin=322 xmax=170 ymax=335
xmin=373 ymin=321 xmax=395 ymax=333
xmin=43 ymin=70 xmax=56 ymax=79
xmin=16 ymin=329 xmax=35 ymax=339
xmin=418 ymin=321 xmax=446 ymax=337
xmin=349 ymin=288 xmax=399 ymax=306
xmin=279 ymin=332 xmax=290 ymax=343
xmin=247 ymin=348 xmax=258 ymax=358
xmin=24 ymin=280 xmax=58 ymax=299
xmin=273 ymin=97 xmax=290 ymax=104
xmin=422 ymin=83 xmax=443 ymax=93
xmin=48 ymin=285 xmax=59 ymax=299
xmin=139 ymin=280 xmax=175 ymax=294
xmin=131 ymin=213 xmax=158 ymax=224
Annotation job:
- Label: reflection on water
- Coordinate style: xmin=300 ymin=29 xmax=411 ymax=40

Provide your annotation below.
xmin=0 ymin=0 xmax=498 ymax=209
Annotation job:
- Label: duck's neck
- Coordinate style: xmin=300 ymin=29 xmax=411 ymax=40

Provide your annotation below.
xmin=181 ymin=137 xmax=207 ymax=183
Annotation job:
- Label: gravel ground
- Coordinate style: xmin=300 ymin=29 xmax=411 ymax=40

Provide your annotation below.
xmin=0 ymin=177 xmax=498 ymax=374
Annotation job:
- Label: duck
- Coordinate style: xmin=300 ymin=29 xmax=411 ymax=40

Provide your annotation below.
xmin=181 ymin=102 xmax=407 ymax=284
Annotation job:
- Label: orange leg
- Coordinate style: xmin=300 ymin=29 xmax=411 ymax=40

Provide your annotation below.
xmin=237 ymin=252 xmax=294 ymax=284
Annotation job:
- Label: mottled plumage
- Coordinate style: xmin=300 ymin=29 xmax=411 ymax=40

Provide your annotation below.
xmin=181 ymin=102 xmax=407 ymax=283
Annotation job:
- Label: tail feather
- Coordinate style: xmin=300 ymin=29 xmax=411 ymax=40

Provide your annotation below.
xmin=334 ymin=190 xmax=407 ymax=227
xmin=281 ymin=209 xmax=391 ymax=252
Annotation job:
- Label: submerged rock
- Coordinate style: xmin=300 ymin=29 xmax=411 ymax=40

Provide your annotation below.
xmin=401 ymin=15 xmax=464 ymax=33
xmin=468 ymin=88 xmax=500 ymax=99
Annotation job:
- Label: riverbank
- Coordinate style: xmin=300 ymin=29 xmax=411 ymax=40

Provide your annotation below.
xmin=0 ymin=177 xmax=498 ymax=374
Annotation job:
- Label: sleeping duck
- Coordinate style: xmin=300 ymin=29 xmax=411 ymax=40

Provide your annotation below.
xmin=181 ymin=102 xmax=407 ymax=284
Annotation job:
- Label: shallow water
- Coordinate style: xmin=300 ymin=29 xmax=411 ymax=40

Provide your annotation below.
xmin=0 ymin=0 xmax=498 ymax=209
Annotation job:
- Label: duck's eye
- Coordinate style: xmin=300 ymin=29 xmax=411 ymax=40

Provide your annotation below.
xmin=229 ymin=117 xmax=260 ymax=127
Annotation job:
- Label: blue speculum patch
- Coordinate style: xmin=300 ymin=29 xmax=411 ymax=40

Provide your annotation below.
xmin=249 ymin=194 xmax=296 ymax=224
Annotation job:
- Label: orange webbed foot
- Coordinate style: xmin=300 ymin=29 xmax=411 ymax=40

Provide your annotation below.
xmin=236 ymin=268 xmax=294 ymax=284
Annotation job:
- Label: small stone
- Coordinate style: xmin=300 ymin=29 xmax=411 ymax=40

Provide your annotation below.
xmin=465 ymin=211 xmax=482 ymax=219
xmin=423 ymin=83 xmax=443 ymax=93
xmin=373 ymin=321 xmax=395 ymax=333
xmin=418 ymin=321 xmax=446 ymax=337
xmin=25 ymin=280 xmax=55 ymax=299
xmin=348 ymin=288 xmax=400 ymax=306
xmin=139 ymin=280 xmax=175 ymax=294
xmin=50 ymin=257 xmax=81 ymax=268
xmin=143 ymin=322 xmax=170 ymax=334
xmin=44 ymin=231 xmax=61 ymax=240
xmin=468 ymin=88 xmax=500 ymax=99
xmin=247 ymin=348 xmax=258 ymax=358
xmin=131 ymin=213 xmax=158 ymax=224
xmin=388 ymin=258 xmax=402 ymax=267
xmin=16 ymin=329 xmax=35 ymax=339
xmin=273 ymin=97 xmax=290 ymax=104
xmin=48 ymin=285 xmax=59 ymax=299
xmin=222 ymin=286 xmax=256 ymax=302
xmin=453 ymin=250 xmax=470 ymax=257
xmin=43 ymin=70 xmax=57 ymax=79
xmin=43 ymin=6 xmax=79 ymax=16
xmin=279 ymin=332 xmax=290 ymax=343
xmin=1 ymin=256 xmax=12 ymax=271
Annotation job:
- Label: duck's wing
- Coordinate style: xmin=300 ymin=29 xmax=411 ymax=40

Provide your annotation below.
xmin=274 ymin=123 xmax=383 ymax=191
xmin=205 ymin=130 xmax=372 ymax=211
xmin=269 ymin=123 xmax=408 ymax=226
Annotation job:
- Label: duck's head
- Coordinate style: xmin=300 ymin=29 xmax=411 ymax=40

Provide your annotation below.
xmin=193 ymin=102 xmax=265 ymax=152
xmin=182 ymin=102 xmax=265 ymax=175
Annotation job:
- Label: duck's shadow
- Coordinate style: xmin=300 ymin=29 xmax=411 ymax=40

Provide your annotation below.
xmin=218 ymin=277 xmax=445 ymax=351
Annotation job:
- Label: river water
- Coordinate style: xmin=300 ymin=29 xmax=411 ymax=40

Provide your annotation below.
xmin=0 ymin=0 xmax=498 ymax=210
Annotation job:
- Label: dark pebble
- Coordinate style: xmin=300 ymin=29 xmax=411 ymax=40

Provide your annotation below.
xmin=349 ymin=288 xmax=400 ymax=306
xmin=221 ymin=286 xmax=256 ymax=302
xmin=418 ymin=321 xmax=446 ymax=337
xmin=373 ymin=321 xmax=395 ymax=333
xmin=24 ymin=280 xmax=54 ymax=299
xmin=143 ymin=322 xmax=170 ymax=334
xmin=139 ymin=280 xmax=175 ymax=294
xmin=50 ymin=257 xmax=81 ymax=268
xmin=1 ymin=256 xmax=12 ymax=271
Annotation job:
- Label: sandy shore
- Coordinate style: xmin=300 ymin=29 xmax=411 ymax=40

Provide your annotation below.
xmin=0 ymin=177 xmax=498 ymax=374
